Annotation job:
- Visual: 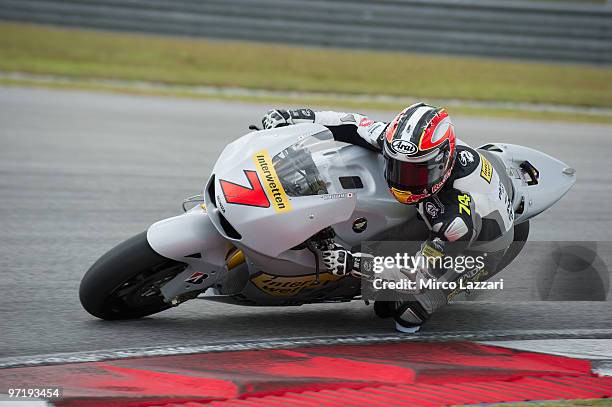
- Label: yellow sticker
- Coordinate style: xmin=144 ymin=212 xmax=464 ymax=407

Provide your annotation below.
xmin=251 ymin=272 xmax=344 ymax=297
xmin=480 ymin=154 xmax=493 ymax=184
xmin=422 ymin=243 xmax=443 ymax=259
xmin=253 ymin=150 xmax=292 ymax=213
xmin=447 ymin=268 xmax=488 ymax=301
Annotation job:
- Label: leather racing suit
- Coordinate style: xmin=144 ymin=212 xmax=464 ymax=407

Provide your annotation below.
xmin=265 ymin=108 xmax=516 ymax=328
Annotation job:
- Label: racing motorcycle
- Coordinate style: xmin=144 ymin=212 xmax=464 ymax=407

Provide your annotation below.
xmin=79 ymin=123 xmax=576 ymax=320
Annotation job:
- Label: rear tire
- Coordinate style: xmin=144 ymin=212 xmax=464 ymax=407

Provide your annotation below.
xmin=79 ymin=232 xmax=187 ymax=320
xmin=496 ymin=220 xmax=530 ymax=273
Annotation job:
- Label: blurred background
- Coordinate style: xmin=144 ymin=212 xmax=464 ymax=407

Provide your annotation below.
xmin=0 ymin=0 xmax=610 ymax=122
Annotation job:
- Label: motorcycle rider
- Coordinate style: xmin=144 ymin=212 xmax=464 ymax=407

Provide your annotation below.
xmin=261 ymin=104 xmax=515 ymax=332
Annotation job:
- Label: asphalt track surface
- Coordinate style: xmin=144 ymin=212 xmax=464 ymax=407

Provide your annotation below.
xmin=1 ymin=86 xmax=611 ymax=359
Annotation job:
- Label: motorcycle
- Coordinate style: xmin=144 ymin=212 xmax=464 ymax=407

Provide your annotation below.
xmin=79 ymin=123 xmax=576 ymax=320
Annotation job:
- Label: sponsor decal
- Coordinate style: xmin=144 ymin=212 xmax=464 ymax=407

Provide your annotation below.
xmin=480 ymin=154 xmax=493 ymax=183
xmin=431 ymin=169 xmax=451 ymax=194
xmin=219 ymin=170 xmax=270 ymax=208
xmin=431 ymin=181 xmax=444 ymax=194
xmin=253 ymin=150 xmax=292 ymax=213
xmin=459 ymin=150 xmax=475 ymax=167
xmin=390 ymin=139 xmax=418 ymax=156
xmin=216 ymin=195 xmax=226 ymax=213
xmin=447 ymin=267 xmax=488 ymax=301
xmin=359 ymin=117 xmax=374 ymax=127
xmin=433 ymin=195 xmax=445 ymax=213
xmin=321 ymin=192 xmax=353 ymax=200
xmin=422 ymin=242 xmax=443 ymax=259
xmin=458 ymin=193 xmax=471 ymax=216
xmin=185 ymin=272 xmax=207 ymax=284
xmin=250 ymin=271 xmax=344 ymax=297
xmin=352 ymin=217 xmax=368 ymax=233
xmin=425 ymin=201 xmax=440 ymax=218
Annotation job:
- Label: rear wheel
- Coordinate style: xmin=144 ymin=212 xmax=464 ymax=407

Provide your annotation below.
xmin=79 ymin=232 xmax=187 ymax=320
xmin=496 ymin=220 xmax=530 ymax=273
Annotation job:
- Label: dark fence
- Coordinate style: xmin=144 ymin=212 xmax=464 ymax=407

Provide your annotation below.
xmin=1 ymin=0 xmax=611 ymax=64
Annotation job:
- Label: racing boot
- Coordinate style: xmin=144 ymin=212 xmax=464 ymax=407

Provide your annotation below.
xmin=393 ymin=288 xmax=448 ymax=333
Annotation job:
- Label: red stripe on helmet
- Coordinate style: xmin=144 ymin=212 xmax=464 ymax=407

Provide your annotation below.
xmin=385 ymin=113 xmax=402 ymax=143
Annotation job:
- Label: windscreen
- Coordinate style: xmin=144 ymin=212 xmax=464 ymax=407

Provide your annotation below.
xmin=272 ymin=130 xmax=341 ymax=197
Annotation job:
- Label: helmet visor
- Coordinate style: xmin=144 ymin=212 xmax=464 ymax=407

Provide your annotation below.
xmin=384 ymin=154 xmax=448 ymax=192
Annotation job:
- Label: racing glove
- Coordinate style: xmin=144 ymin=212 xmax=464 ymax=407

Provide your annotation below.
xmin=321 ymin=245 xmax=374 ymax=276
xmin=262 ymin=108 xmax=315 ymax=129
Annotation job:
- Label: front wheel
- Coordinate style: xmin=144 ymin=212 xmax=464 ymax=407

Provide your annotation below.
xmin=79 ymin=232 xmax=187 ymax=320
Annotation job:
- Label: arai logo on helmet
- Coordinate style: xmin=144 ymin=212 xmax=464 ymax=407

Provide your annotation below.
xmin=390 ymin=139 xmax=418 ymax=156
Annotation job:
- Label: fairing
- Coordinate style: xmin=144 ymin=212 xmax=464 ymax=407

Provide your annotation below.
xmin=205 ymin=124 xmax=357 ymax=258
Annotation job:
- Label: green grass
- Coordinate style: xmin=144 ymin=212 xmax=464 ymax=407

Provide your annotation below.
xmin=456 ymin=399 xmax=612 ymax=407
xmin=0 ymin=22 xmax=611 ymax=110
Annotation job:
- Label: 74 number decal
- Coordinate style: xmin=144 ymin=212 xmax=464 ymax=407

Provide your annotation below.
xmin=458 ymin=193 xmax=472 ymax=215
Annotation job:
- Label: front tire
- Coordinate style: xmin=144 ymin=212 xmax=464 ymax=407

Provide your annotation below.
xmin=79 ymin=232 xmax=187 ymax=320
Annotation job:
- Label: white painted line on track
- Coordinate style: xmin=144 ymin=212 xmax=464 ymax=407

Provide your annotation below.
xmin=481 ymin=339 xmax=612 ymax=377
xmin=2 ymin=71 xmax=611 ymax=117
xmin=593 ymin=361 xmax=612 ymax=377
xmin=1 ymin=329 xmax=612 ymax=369
xmin=0 ymin=395 xmax=51 ymax=406
xmin=481 ymin=339 xmax=612 ymax=360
